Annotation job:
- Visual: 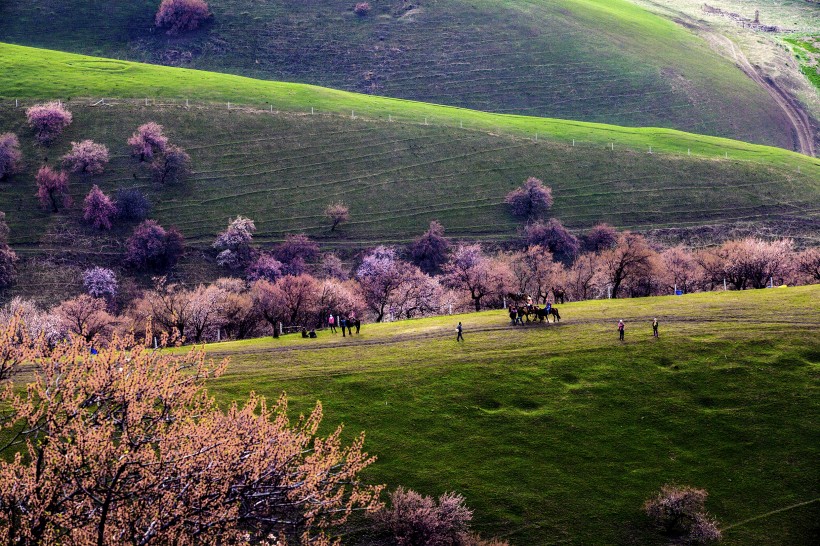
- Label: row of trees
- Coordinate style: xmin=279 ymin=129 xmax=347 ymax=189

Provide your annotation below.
xmin=5 ymin=227 xmax=818 ymax=345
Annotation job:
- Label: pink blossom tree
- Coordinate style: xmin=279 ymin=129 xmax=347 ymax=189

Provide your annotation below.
xmin=391 ymin=267 xmax=442 ymax=319
xmin=660 ymin=246 xmax=700 ymax=294
xmin=354 ymin=2 xmax=372 ymax=16
xmin=54 ymin=294 xmax=115 ymax=342
xmin=0 ymin=212 xmax=17 ymax=289
xmin=155 ymin=0 xmax=212 ymax=35
xmin=82 ymin=266 xmax=118 ymax=300
xmin=507 ymin=245 xmax=563 ymax=304
xmin=795 ymin=247 xmax=820 ymax=282
xmin=644 ymin=485 xmax=721 ymax=544
xmin=0 ymin=333 xmax=382 ymax=545
xmin=251 ymin=279 xmax=288 ymax=334
xmin=115 ymin=188 xmax=152 ymax=220
xmin=375 ymin=487 xmax=507 ymax=546
xmin=319 ymin=253 xmax=349 ymax=280
xmin=697 ymin=238 xmax=794 ymax=290
xmin=218 ymin=287 xmax=262 ymax=340
xmin=82 ymin=185 xmax=117 ymax=230
xmin=35 ymin=166 xmax=71 ymax=212
xmin=0 ymin=212 xmax=9 ymax=246
xmin=276 ymin=274 xmax=320 ymax=326
xmin=274 ymin=233 xmax=320 ymax=275
xmin=125 ymin=220 xmax=184 ymax=270
xmin=581 ymin=223 xmax=618 ymax=253
xmin=598 ymin=232 xmax=655 ymax=298
xmin=127 ymin=122 xmax=168 ymax=162
xmin=356 ymin=246 xmax=407 ymax=322
xmin=246 ymin=253 xmax=284 ymax=282
xmin=0 ymin=245 xmax=17 ymax=289
xmin=564 ymin=253 xmax=598 ymax=301
xmin=504 ymin=177 xmax=553 ymax=219
xmin=324 ymin=202 xmax=350 ymax=231
xmin=410 ymin=220 xmax=450 ymax=275
xmin=442 ymin=244 xmax=511 ymax=312
xmin=316 ymin=278 xmax=366 ymax=322
xmin=25 ymin=101 xmax=73 ymax=144
xmin=524 ymin=219 xmax=579 ymax=264
xmin=0 ymin=133 xmax=22 ymax=180
xmin=151 ymin=145 xmax=191 ymax=185
xmin=61 ymin=140 xmax=110 ymax=175
xmin=213 ymin=216 xmax=256 ymax=269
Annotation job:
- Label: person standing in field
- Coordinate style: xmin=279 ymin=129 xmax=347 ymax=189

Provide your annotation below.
xmin=328 ymin=314 xmax=336 ymax=334
xmin=618 ymin=319 xmax=625 ymax=341
xmin=456 ymin=322 xmax=464 ymax=342
xmin=340 ymin=316 xmax=347 ymax=338
xmin=652 ymin=318 xmax=659 ymax=338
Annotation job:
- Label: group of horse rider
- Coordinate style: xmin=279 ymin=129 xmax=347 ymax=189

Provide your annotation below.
xmin=508 ymin=295 xmax=559 ymax=325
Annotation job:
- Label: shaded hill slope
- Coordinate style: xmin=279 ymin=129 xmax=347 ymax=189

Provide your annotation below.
xmin=0 ymin=0 xmax=806 ymax=150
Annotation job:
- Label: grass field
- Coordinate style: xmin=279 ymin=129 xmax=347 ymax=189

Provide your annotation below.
xmin=0 ymin=0 xmax=803 ymax=149
xmin=156 ymin=285 xmax=820 ymax=544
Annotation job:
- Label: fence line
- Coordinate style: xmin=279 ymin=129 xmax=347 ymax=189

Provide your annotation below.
xmin=0 ymin=97 xmax=813 ymax=171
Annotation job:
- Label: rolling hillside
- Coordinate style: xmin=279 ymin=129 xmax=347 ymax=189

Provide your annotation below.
xmin=0 ymin=0 xmax=808 ymax=150
xmin=181 ymin=286 xmax=820 ymax=544
xmin=1 ymin=44 xmax=819 ymax=303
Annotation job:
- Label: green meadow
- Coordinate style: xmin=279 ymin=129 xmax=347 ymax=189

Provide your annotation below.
xmin=167 ymin=286 xmax=820 ymax=545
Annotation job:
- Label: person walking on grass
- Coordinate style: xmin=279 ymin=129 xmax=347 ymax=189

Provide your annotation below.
xmin=328 ymin=314 xmax=336 ymax=334
xmin=340 ymin=316 xmax=347 ymax=338
xmin=618 ymin=319 xmax=625 ymax=341
xmin=652 ymin=317 xmax=659 ymax=338
xmin=456 ymin=322 xmax=464 ymax=342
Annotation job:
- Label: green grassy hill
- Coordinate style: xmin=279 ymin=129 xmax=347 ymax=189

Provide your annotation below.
xmin=1 ymin=44 xmax=818 ymax=303
xmin=168 ymin=286 xmax=819 ymax=544
xmin=0 ymin=0 xmax=806 ymax=150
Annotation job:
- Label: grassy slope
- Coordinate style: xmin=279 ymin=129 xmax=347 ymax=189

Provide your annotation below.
xmin=3 ymin=43 xmax=820 ymax=170
xmin=785 ymin=36 xmax=820 ymax=92
xmin=168 ymin=286 xmax=820 ymax=545
xmin=0 ymin=0 xmax=801 ymax=149
xmin=1 ymin=44 xmax=819 ymax=304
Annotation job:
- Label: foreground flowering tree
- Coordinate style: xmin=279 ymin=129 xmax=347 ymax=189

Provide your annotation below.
xmin=0 ymin=326 xmax=382 ymax=545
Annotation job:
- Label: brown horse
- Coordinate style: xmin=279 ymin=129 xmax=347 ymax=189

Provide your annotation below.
xmin=533 ymin=307 xmax=561 ymax=323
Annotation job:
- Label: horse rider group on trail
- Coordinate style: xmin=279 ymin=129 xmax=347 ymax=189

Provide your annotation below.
xmin=509 ymin=297 xmax=560 ymax=325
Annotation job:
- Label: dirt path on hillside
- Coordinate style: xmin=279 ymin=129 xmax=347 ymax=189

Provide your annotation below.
xmin=711 ymin=32 xmax=816 ymax=157
xmin=637 ymin=0 xmax=816 ymax=156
